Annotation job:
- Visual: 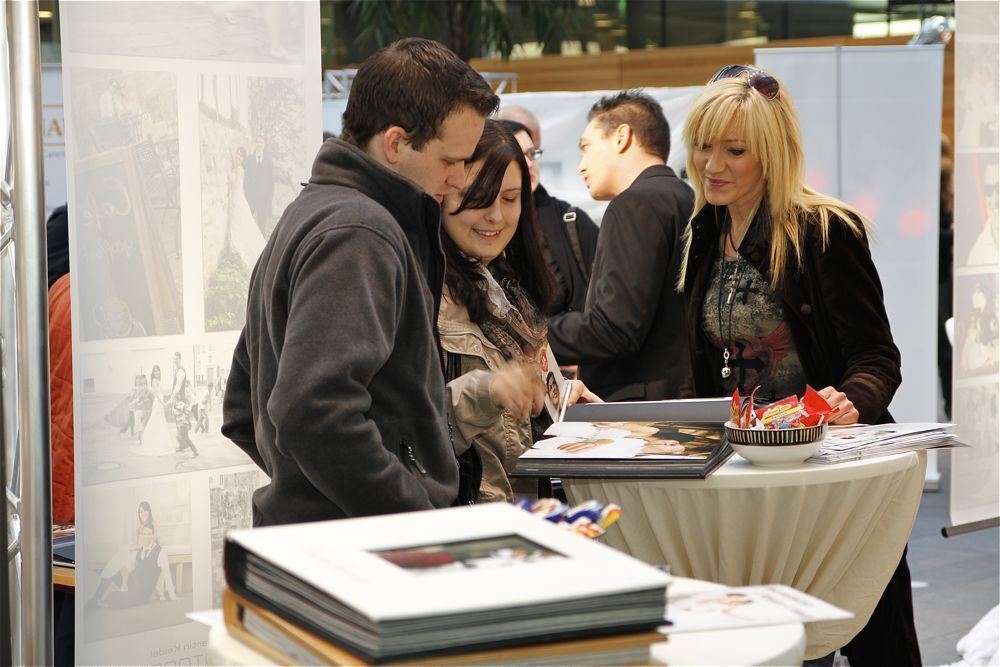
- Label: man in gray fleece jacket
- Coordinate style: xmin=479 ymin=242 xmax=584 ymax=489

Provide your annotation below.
xmin=222 ymin=38 xmax=499 ymax=526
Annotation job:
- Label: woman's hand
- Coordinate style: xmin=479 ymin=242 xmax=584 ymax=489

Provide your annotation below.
xmin=490 ymin=364 xmax=545 ymax=420
xmin=566 ymin=380 xmax=602 ymax=407
xmin=817 ymin=386 xmax=860 ymax=425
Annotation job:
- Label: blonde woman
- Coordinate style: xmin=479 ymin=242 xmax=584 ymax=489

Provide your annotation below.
xmin=679 ymin=64 xmax=914 ymax=666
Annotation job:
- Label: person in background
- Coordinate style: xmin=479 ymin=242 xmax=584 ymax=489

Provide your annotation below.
xmin=222 ymin=38 xmax=499 ymax=525
xmin=546 ymin=91 xmax=695 ymax=402
xmin=680 ymin=64 xmax=916 ymax=666
xmin=439 ymin=120 xmax=600 ymax=502
xmin=495 ymin=107 xmax=600 ymax=318
xmin=938 ymin=133 xmax=954 ymax=418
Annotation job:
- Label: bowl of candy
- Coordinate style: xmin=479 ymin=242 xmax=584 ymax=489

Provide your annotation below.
xmin=725 ymin=386 xmax=835 ymax=467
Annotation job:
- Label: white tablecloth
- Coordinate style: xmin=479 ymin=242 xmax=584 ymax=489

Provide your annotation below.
xmin=564 ymin=451 xmax=926 ymax=659
xmin=205 ymin=576 xmax=806 ymax=666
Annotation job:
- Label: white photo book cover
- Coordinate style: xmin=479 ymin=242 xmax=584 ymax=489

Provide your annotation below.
xmin=224 ymin=504 xmax=670 ymax=661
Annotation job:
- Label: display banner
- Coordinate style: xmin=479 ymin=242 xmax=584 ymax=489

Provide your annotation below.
xmin=60 ymin=2 xmax=321 ymax=663
xmin=950 ymin=1 xmax=999 ymax=528
xmin=756 ymin=46 xmax=943 ymax=430
xmin=324 ymin=85 xmax=702 ymax=224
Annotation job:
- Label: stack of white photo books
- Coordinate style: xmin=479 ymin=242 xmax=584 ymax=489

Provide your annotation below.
xmin=808 ymin=423 xmax=962 ymax=464
xmin=224 ymin=504 xmax=671 ymax=663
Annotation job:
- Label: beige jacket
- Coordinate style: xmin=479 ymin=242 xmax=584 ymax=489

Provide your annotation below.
xmin=440 ymin=294 xmax=537 ymax=503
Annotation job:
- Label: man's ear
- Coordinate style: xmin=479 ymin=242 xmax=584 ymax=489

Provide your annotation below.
xmin=380 ymin=126 xmax=408 ymax=165
xmin=615 ymin=123 xmax=634 ymax=155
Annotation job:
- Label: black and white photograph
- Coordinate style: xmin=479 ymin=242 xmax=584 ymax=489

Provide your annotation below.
xmin=68 ymin=67 xmax=183 ymax=340
xmin=81 ymin=479 xmax=193 ymax=642
xmin=953 ymin=382 xmax=1000 ymax=478
xmin=209 ymin=470 xmax=265 ymax=608
xmin=61 ymin=1 xmax=306 ymax=64
xmin=199 ymin=74 xmax=310 ymax=331
xmin=373 ymin=535 xmax=565 ymax=575
xmin=78 ymin=341 xmax=251 ymax=486
xmin=954 ymin=153 xmax=999 ymax=269
xmin=955 ymin=272 xmax=1000 ymax=377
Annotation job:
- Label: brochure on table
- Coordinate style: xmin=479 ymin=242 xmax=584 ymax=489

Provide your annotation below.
xmin=809 ymin=422 xmax=963 ymax=464
xmin=664 ymin=584 xmax=852 ymax=633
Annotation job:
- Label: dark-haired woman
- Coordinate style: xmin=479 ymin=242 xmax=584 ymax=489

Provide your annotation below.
xmin=441 ymin=120 xmax=600 ymax=502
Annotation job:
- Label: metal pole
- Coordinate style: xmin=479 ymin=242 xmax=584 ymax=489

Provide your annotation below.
xmin=6 ymin=1 xmax=51 ymax=665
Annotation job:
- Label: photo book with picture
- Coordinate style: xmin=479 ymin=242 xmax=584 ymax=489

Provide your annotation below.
xmin=223 ymin=504 xmax=670 ymax=662
xmin=514 ymin=398 xmax=733 ymax=479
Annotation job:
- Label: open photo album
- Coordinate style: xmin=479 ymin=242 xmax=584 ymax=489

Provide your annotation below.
xmin=514 ymin=398 xmax=734 ymax=479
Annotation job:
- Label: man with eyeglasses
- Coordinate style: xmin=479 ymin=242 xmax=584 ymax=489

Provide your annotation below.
xmin=497 ymin=108 xmax=599 ymax=319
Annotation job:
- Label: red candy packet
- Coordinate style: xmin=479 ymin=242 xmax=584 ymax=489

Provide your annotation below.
xmin=729 ymin=385 xmax=838 ymax=430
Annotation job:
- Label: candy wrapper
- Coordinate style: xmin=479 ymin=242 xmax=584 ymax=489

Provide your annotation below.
xmin=730 ymin=385 xmax=838 ymax=429
xmin=512 ymin=497 xmax=622 ymax=539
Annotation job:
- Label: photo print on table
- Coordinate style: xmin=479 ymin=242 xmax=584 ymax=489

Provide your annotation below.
xmin=372 ymin=535 xmax=565 ymax=575
xmin=67 ymin=67 xmax=183 ymax=340
xmin=209 ymin=469 xmax=267 ymax=608
xmin=77 ymin=340 xmax=251 ymax=486
xmin=199 ymin=74 xmax=309 ymax=331
xmin=61 ymin=1 xmax=306 ymax=64
xmin=954 ymin=272 xmax=1000 ymax=377
xmin=80 ymin=478 xmax=194 ymax=643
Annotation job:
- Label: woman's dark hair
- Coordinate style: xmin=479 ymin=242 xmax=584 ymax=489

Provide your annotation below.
xmin=151 ymin=365 xmax=161 ymax=381
xmin=443 ymin=119 xmax=554 ymax=325
xmin=137 ymin=501 xmax=154 ymax=528
xmin=342 ymin=38 xmax=499 ymax=150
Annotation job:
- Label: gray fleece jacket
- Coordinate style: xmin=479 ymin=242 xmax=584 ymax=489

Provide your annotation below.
xmin=222 ymin=138 xmax=459 ymax=526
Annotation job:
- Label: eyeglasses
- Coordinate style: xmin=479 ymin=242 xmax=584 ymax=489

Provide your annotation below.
xmin=523 ymin=148 xmax=544 ymax=161
xmin=709 ymin=64 xmax=779 ymax=100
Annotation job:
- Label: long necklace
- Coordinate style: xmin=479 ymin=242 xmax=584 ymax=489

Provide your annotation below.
xmin=716 ymin=256 xmax=742 ymax=379
xmin=716 ymin=216 xmax=744 ymax=380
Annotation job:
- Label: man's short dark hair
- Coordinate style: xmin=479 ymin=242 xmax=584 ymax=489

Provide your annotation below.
xmin=342 ymin=38 xmax=499 ymax=150
xmin=587 ymin=90 xmax=671 ymax=162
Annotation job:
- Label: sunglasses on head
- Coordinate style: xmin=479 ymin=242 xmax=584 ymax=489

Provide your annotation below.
xmin=709 ymin=64 xmax=780 ymax=100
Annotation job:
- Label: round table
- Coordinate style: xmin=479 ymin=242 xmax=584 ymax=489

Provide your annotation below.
xmin=206 ymin=576 xmax=806 ymax=666
xmin=564 ymin=451 xmax=926 ymax=660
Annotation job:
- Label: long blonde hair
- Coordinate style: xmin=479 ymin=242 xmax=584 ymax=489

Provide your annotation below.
xmin=679 ymin=68 xmax=868 ymax=289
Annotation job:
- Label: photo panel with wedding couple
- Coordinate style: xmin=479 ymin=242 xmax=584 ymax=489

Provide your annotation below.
xmin=79 ymin=478 xmax=193 ymax=644
xmin=77 ymin=340 xmax=251 ymax=486
xmin=198 ymin=73 xmax=311 ymax=332
xmin=67 ymin=67 xmax=184 ymax=341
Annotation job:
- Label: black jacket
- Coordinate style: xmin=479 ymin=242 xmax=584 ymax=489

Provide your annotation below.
xmin=683 ymin=204 xmax=901 ymax=424
xmin=534 ymin=185 xmax=599 ymax=315
xmin=547 ymin=165 xmax=695 ymax=401
xmin=222 ymin=138 xmax=459 ymax=526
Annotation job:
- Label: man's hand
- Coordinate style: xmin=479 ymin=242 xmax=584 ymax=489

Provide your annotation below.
xmin=565 ymin=380 xmax=602 ymax=407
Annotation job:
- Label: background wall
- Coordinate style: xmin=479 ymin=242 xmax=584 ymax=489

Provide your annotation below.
xmin=61 ymin=2 xmax=321 ymax=663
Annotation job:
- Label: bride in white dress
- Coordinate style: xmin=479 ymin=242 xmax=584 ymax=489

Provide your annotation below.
xmin=130 ymin=365 xmax=176 ymax=457
xmin=227 ymin=146 xmax=266 ymax=269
